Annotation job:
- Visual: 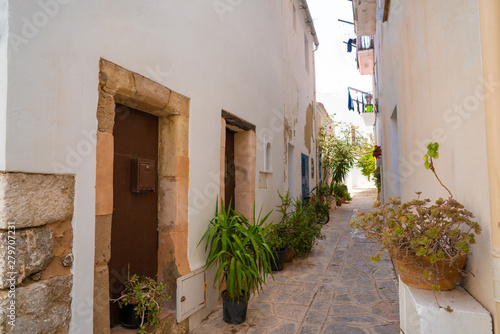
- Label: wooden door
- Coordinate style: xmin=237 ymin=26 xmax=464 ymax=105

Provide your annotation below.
xmin=225 ymin=129 xmax=235 ymax=211
xmin=108 ymin=104 xmax=159 ymax=327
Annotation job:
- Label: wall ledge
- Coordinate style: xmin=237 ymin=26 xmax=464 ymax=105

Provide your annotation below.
xmin=399 ymin=278 xmax=492 ymax=333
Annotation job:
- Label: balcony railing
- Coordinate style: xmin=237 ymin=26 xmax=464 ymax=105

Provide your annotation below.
xmin=356 ymin=36 xmax=374 ymax=75
xmin=357 ymin=36 xmax=374 ymax=51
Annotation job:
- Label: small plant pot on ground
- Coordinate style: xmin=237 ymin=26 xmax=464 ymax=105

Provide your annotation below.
xmin=284 ymin=248 xmax=294 ymax=263
xmin=111 ymin=275 xmax=170 ymax=334
xmin=392 ymin=253 xmax=467 ymax=291
xmin=221 ymin=290 xmax=249 ymax=324
xmin=271 ymin=248 xmax=287 ymax=271
xmin=119 ymin=301 xmax=142 ymax=329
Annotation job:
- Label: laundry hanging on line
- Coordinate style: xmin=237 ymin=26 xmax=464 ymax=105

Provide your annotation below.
xmin=348 ymin=89 xmax=354 ymax=111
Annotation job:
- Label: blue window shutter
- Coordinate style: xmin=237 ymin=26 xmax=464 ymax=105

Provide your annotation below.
xmin=319 ymin=152 xmax=322 ymax=183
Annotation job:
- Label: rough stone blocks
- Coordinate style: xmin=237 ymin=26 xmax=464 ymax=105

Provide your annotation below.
xmin=0 ymin=275 xmax=73 ymax=333
xmin=0 ymin=173 xmax=75 ymax=229
xmin=94 ymin=215 xmax=111 ymax=265
xmin=163 ymin=91 xmax=190 ymax=117
xmin=99 ymin=58 xmax=136 ymax=99
xmin=0 ymin=227 xmax=53 ymax=288
xmin=93 ymin=266 xmax=110 ymax=334
xmin=95 ymin=132 xmax=114 ymax=216
xmin=132 ymin=72 xmax=171 ymax=112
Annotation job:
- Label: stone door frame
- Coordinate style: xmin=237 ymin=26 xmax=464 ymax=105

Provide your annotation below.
xmin=220 ymin=111 xmax=256 ymax=220
xmin=93 ymin=59 xmax=191 ymax=332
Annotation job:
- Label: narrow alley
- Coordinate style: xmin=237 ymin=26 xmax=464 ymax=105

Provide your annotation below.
xmin=192 ymin=190 xmax=400 ymax=334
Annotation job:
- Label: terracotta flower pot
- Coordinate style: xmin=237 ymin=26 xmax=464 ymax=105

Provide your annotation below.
xmin=284 ymin=248 xmax=294 ymax=263
xmin=391 ymin=252 xmax=467 ymax=291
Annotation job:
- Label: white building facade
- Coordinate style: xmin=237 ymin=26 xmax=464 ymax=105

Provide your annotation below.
xmin=352 ymin=0 xmax=500 ymax=332
xmin=0 ymin=1 xmax=319 ymax=332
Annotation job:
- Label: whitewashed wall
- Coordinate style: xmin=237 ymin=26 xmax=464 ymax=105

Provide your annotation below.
xmin=281 ymin=0 xmax=317 ymax=200
xmin=376 ymin=0 xmax=494 ymax=323
xmin=0 ymin=0 xmax=7 ymax=171
xmin=1 ymin=0 xmax=317 ymax=331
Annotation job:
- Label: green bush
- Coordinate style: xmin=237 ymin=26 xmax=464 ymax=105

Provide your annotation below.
xmin=332 ymin=183 xmax=351 ymax=202
xmin=276 ymin=191 xmax=325 ymax=257
xmin=317 ymin=181 xmax=333 ymax=198
xmin=356 ymin=150 xmax=376 ymax=181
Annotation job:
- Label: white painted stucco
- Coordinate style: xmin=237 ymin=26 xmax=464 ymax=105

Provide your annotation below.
xmin=375 ymin=0 xmax=495 ymax=328
xmin=281 ymin=0 xmax=318 ymax=199
xmin=0 ymin=0 xmax=7 ymax=171
xmin=1 ymin=0 xmax=317 ymax=332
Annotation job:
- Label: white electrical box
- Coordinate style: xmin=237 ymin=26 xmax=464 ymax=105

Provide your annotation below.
xmin=176 ymin=268 xmax=206 ymax=322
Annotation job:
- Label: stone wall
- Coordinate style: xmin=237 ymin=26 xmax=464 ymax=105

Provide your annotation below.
xmin=0 ymin=172 xmax=74 ymax=333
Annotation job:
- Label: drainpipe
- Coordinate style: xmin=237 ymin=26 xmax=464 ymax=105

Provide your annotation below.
xmin=300 ymin=0 xmax=319 ymax=50
xmin=478 ymin=0 xmax=500 ymax=331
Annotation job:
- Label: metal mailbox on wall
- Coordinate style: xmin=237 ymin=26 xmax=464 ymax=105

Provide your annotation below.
xmin=130 ymin=158 xmax=156 ymax=193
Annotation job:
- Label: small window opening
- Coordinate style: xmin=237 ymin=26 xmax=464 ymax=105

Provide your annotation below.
xmin=265 ymin=142 xmax=272 ymax=172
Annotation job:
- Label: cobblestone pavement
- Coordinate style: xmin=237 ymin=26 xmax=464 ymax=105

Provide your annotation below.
xmin=191 ymin=190 xmax=400 ymax=334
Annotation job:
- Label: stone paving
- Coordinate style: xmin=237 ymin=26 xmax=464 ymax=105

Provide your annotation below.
xmin=191 ymin=189 xmax=400 ymax=334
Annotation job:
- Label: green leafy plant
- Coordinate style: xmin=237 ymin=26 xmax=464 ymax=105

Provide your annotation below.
xmin=112 ymin=275 xmax=170 ymax=334
xmin=199 ymin=200 xmax=274 ymax=302
xmin=317 ymin=181 xmax=333 ymax=198
xmin=423 ymin=142 xmax=452 ymax=198
xmin=319 ymin=126 xmax=357 ymax=186
xmin=276 ymin=191 xmax=325 ymax=257
xmin=315 ymin=196 xmax=333 ymax=212
xmin=332 ymin=183 xmax=351 ymax=202
xmin=265 ymin=224 xmax=287 ymax=251
xmin=350 ymin=142 xmax=482 ymax=292
xmin=356 ymin=150 xmax=376 ymax=180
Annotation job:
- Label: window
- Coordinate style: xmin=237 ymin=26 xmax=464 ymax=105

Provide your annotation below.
xmin=265 ymin=142 xmax=272 ymax=172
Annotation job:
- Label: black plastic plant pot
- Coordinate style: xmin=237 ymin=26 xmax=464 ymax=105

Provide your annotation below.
xmin=120 ymin=303 xmax=142 ymax=329
xmin=221 ymin=290 xmax=249 ymax=324
xmin=271 ymin=248 xmax=287 ymax=271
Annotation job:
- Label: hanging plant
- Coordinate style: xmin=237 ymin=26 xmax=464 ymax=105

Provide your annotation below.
xmin=372 ymin=145 xmax=381 ymax=159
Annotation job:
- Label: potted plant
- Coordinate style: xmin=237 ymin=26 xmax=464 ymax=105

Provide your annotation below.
xmin=276 ymin=191 xmax=325 ymax=258
xmin=275 ymin=191 xmax=295 ymax=262
xmin=111 ymin=275 xmax=170 ymax=334
xmin=266 ymin=225 xmax=287 ymax=271
xmin=333 ymin=184 xmax=350 ymax=206
xmin=372 ymin=145 xmax=381 ymax=159
xmin=199 ymin=200 xmax=274 ymax=324
xmin=350 ymin=143 xmax=482 ymax=291
xmin=341 ymin=184 xmax=352 ymax=202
